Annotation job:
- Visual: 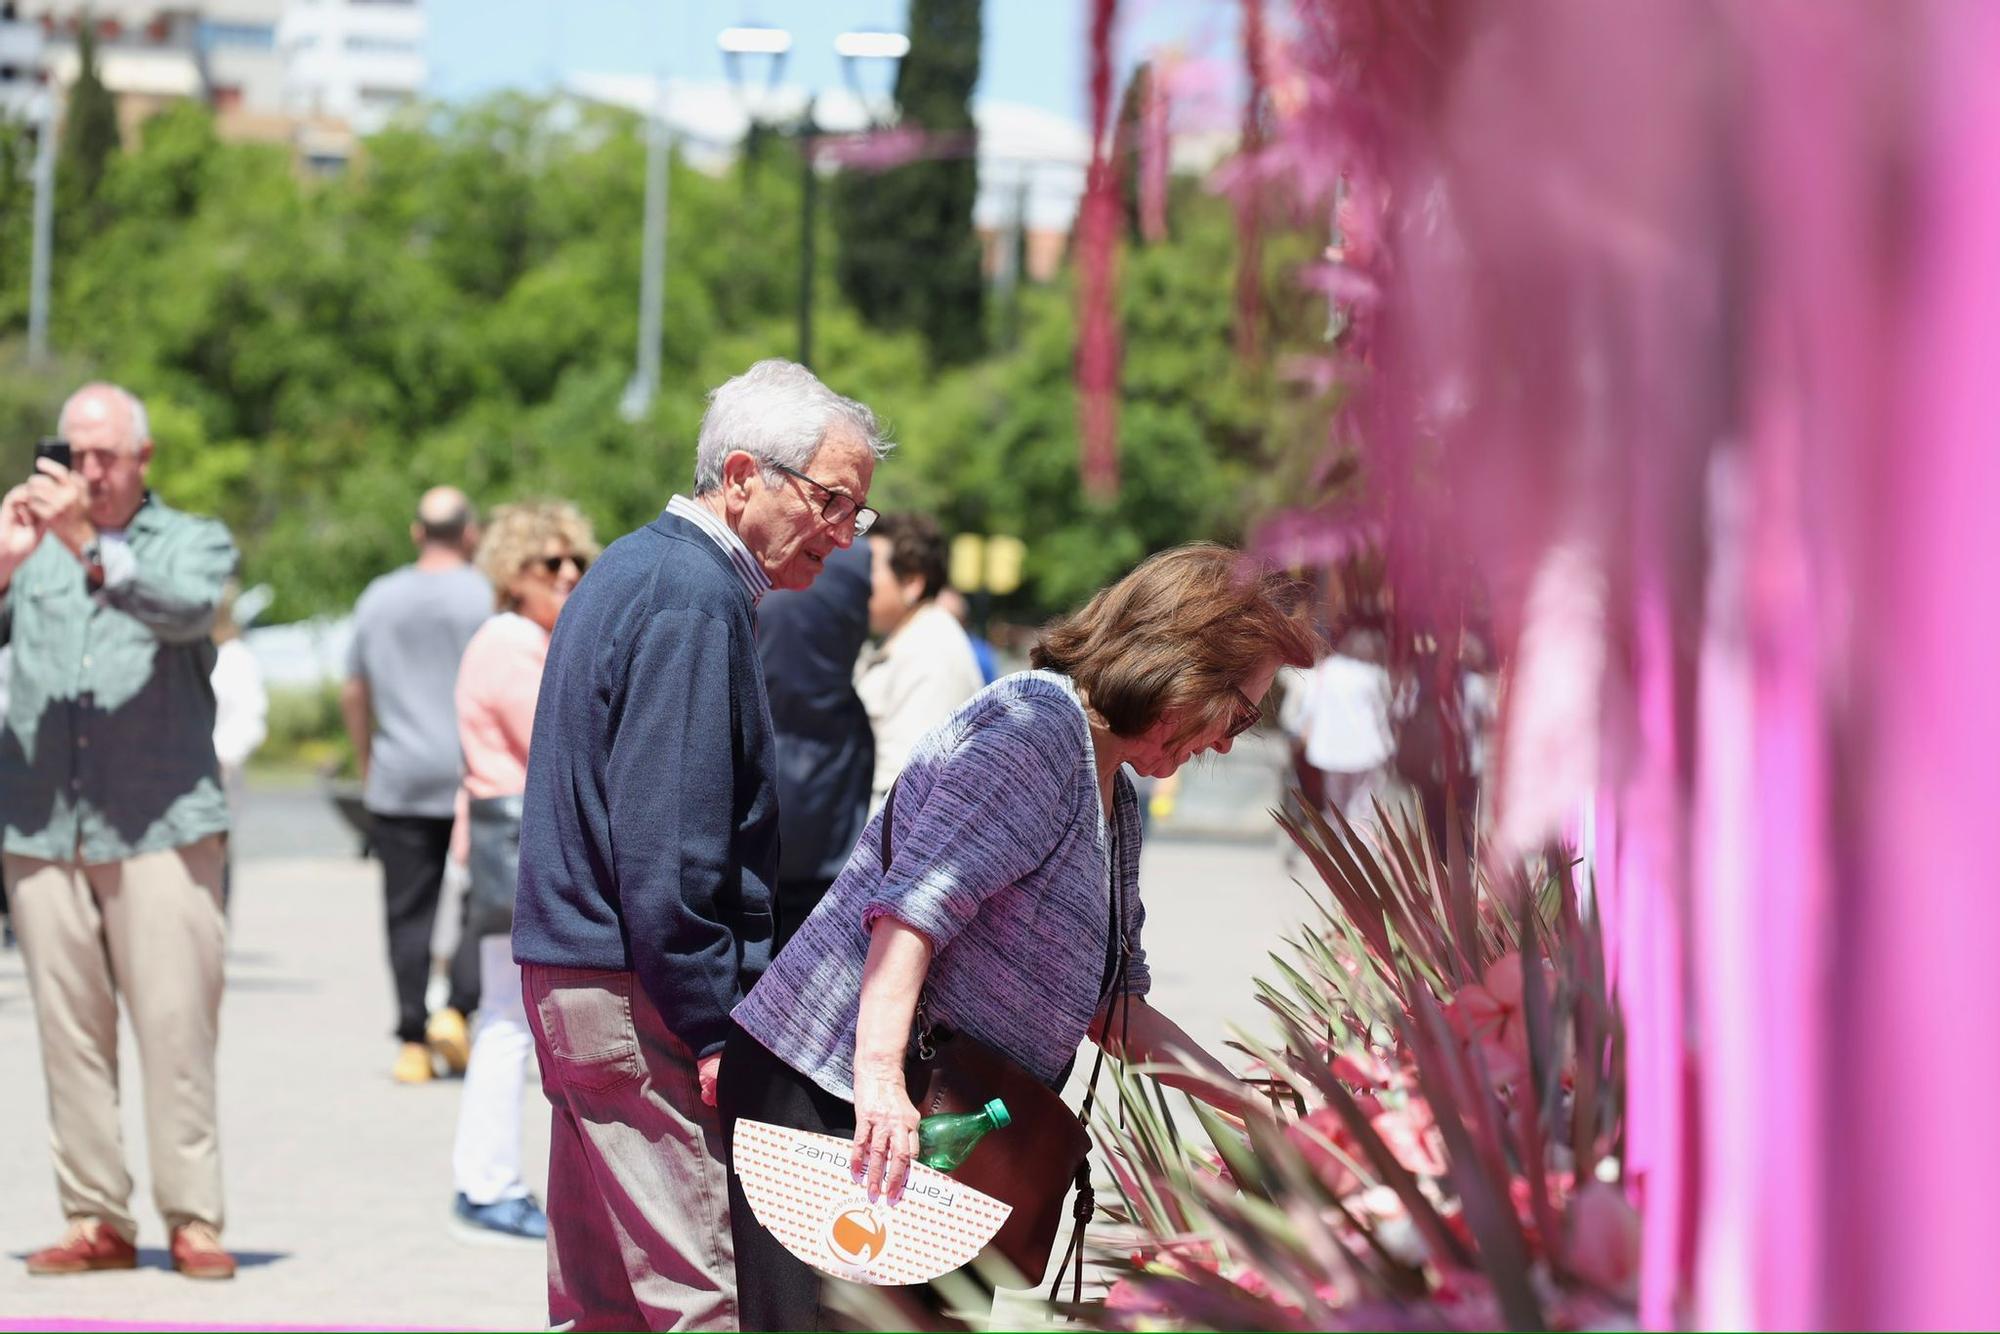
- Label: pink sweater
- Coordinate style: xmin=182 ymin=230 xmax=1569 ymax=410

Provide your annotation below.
xmin=455 ymin=612 xmax=550 ymax=800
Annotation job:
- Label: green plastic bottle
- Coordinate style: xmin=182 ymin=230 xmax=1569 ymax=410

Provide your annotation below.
xmin=915 ymin=1099 xmax=1012 ymax=1171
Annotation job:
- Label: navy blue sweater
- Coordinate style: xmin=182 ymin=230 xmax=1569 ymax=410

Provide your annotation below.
xmin=512 ymin=510 xmax=780 ymax=1058
xmin=757 ymin=539 xmax=874 ymax=887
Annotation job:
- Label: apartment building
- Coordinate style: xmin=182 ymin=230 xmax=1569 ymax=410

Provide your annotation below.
xmin=1 ymin=2 xmax=47 ymax=122
xmin=277 ymin=0 xmax=424 ymax=136
xmin=13 ymin=0 xmax=422 ymax=164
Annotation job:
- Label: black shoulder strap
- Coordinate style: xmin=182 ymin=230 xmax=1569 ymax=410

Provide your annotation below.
xmin=878 ymin=779 xmax=897 ymax=866
xmin=1050 ymin=794 xmax=1130 ymax=1304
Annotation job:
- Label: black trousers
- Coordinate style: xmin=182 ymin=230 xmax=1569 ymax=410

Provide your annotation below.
xmin=719 ymin=1023 xmax=988 ymax=1333
xmin=773 ymin=876 xmax=835 ymax=956
xmin=371 ymin=812 xmax=480 ymax=1044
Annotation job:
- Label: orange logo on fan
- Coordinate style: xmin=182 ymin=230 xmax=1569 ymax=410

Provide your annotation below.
xmin=826 ymin=1207 xmax=891 ymax=1266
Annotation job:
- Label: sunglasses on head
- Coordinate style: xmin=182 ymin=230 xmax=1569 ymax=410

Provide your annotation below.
xmin=535 ymin=553 xmax=589 ymax=576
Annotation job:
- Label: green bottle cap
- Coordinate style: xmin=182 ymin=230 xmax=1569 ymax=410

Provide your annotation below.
xmin=984 ymin=1098 xmax=1011 ymax=1128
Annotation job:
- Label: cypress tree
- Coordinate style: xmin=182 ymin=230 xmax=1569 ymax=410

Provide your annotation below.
xmin=58 ymin=20 xmax=121 ymax=231
xmin=1116 ymin=62 xmax=1151 ymax=244
xmin=831 ymin=0 xmax=985 ymax=367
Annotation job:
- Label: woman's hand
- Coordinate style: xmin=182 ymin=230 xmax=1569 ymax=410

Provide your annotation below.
xmin=849 ymin=916 xmax=934 ymax=1203
xmin=1093 ymin=994 xmax=1259 ymax=1114
xmin=850 ymin=1056 xmax=921 ymax=1203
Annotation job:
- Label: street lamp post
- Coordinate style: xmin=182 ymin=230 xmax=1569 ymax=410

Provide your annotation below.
xmin=27 ymin=84 xmax=54 ymax=364
xmin=620 ymin=77 xmax=670 ymax=422
xmin=4 ymin=4 xmax=53 ymax=363
xmin=796 ymin=93 xmax=817 ymax=368
xmin=719 ymin=23 xmax=905 ymax=370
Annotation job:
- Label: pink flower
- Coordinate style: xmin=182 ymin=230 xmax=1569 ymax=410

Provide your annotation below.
xmin=1475 ymin=1037 xmax=1528 ymax=1089
xmin=1288 ymin=1107 xmax=1364 ymax=1196
xmin=1333 ymin=1052 xmax=1391 ymax=1088
xmin=1506 ymin=1175 xmax=1547 ymax=1253
xmin=1447 ymin=979 xmax=1510 ymax=1042
xmin=1369 ymin=1099 xmax=1448 ymax=1176
xmin=1483 ymin=952 xmax=1526 ymax=1008
xmin=1431 ymin=1265 xmax=1500 ymax=1308
xmin=1160 ymin=1238 xmax=1221 ymax=1273
xmin=1565 ymin=1180 xmax=1641 ymax=1298
xmin=1444 ymin=952 xmax=1558 ymax=1088
xmin=1106 ymin=1276 xmax=1172 ymax=1315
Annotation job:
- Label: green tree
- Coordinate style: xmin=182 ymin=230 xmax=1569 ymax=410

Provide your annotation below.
xmin=25 ymin=97 xmax=839 ymax=619
xmin=876 ymin=188 xmax=1312 ymax=612
xmin=57 ymin=21 xmax=121 ymax=237
xmin=0 ymin=343 xmax=92 ymax=478
xmin=831 ymin=0 xmax=986 ymax=367
xmin=1117 ymin=61 xmax=1153 ymax=244
xmin=0 ymin=91 xmax=1315 ymax=628
xmin=0 ymin=119 xmax=35 ymax=328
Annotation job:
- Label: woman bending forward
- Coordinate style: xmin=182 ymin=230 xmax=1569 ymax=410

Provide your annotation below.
xmin=724 ymin=544 xmax=1319 ymax=1329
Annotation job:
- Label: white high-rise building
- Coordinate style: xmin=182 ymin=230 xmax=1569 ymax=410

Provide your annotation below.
xmin=277 ymin=0 xmax=424 ymax=135
xmin=1 ymin=2 xmax=48 ymax=122
xmin=22 ymin=1 xmax=286 ymax=117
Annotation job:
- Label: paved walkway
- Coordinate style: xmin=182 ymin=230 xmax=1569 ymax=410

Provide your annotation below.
xmin=0 ymin=794 xmax=1312 ymax=1330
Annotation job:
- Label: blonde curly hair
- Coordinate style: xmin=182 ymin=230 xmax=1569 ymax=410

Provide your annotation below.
xmin=474 ymin=500 xmax=601 ymax=612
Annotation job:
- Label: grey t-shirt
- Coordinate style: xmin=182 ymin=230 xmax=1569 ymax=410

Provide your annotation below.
xmin=347 ymin=563 xmax=492 ymax=817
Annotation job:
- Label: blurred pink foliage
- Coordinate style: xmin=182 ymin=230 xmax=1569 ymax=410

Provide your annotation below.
xmin=1249 ymin=0 xmax=2000 ymax=1326
xmin=1076 ymin=0 xmax=1123 ymax=500
xmin=1137 ymin=53 xmax=1172 ymax=243
xmin=813 ymin=127 xmax=975 ymax=172
xmin=1232 ymin=0 xmax=1269 ymax=367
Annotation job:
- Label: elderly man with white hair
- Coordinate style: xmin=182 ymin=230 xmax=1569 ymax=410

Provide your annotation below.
xmin=0 ymin=382 xmax=240 ymax=1280
xmin=514 ymin=359 xmax=890 ymax=1330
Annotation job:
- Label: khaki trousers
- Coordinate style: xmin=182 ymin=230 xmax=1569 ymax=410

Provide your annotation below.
xmin=4 ymin=834 xmax=228 ymax=1243
xmin=525 ymin=963 xmax=738 ymax=1332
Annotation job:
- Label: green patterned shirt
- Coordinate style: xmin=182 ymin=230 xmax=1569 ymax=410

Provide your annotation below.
xmin=0 ymin=495 xmax=239 ymax=862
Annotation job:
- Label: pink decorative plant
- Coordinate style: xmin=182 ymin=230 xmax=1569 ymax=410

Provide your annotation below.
xmin=1087 ymin=799 xmax=1631 ymax=1331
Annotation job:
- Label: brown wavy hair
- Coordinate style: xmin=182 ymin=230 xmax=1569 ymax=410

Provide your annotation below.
xmin=1030 ymin=543 xmax=1321 ymax=741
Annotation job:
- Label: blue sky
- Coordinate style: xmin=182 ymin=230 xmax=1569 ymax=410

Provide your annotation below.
xmin=425 ymin=0 xmax=1241 ymax=127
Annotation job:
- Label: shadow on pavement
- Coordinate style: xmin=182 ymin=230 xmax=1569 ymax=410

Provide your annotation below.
xmin=220 ymin=976 xmax=320 ymax=994
xmin=2 ymin=1248 xmax=292 ymax=1272
xmin=135 ymin=1246 xmax=292 ymax=1273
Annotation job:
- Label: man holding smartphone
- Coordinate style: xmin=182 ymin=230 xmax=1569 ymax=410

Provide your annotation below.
xmin=0 ymin=382 xmax=240 ymax=1281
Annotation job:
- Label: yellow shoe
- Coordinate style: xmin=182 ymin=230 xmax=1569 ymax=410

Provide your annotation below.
xmin=426 ymin=1007 xmax=471 ymax=1075
xmin=392 ymin=1041 xmax=435 ymax=1084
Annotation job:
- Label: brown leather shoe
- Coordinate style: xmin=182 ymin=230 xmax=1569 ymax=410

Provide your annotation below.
xmin=25 ymin=1219 xmax=138 ymax=1275
xmin=169 ymin=1221 xmax=236 ymax=1280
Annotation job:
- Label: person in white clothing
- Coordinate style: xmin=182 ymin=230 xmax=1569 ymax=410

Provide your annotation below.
xmin=210 ymin=585 xmax=268 ymax=905
xmin=1296 ymin=630 xmax=1398 ymax=822
xmin=448 ymin=500 xmax=599 ymax=1243
xmin=210 ymin=585 xmax=269 ymax=812
xmin=855 ymin=512 xmax=985 ymax=808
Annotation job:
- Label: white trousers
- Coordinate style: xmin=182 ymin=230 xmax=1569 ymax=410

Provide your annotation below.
xmin=452 ymin=936 xmax=533 ymax=1205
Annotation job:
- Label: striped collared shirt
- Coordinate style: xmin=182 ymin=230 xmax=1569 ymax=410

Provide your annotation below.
xmin=664 ymin=495 xmax=773 ymax=606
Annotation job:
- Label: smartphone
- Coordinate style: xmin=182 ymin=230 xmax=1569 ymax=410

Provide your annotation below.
xmin=33 ymin=437 xmax=71 ymax=471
